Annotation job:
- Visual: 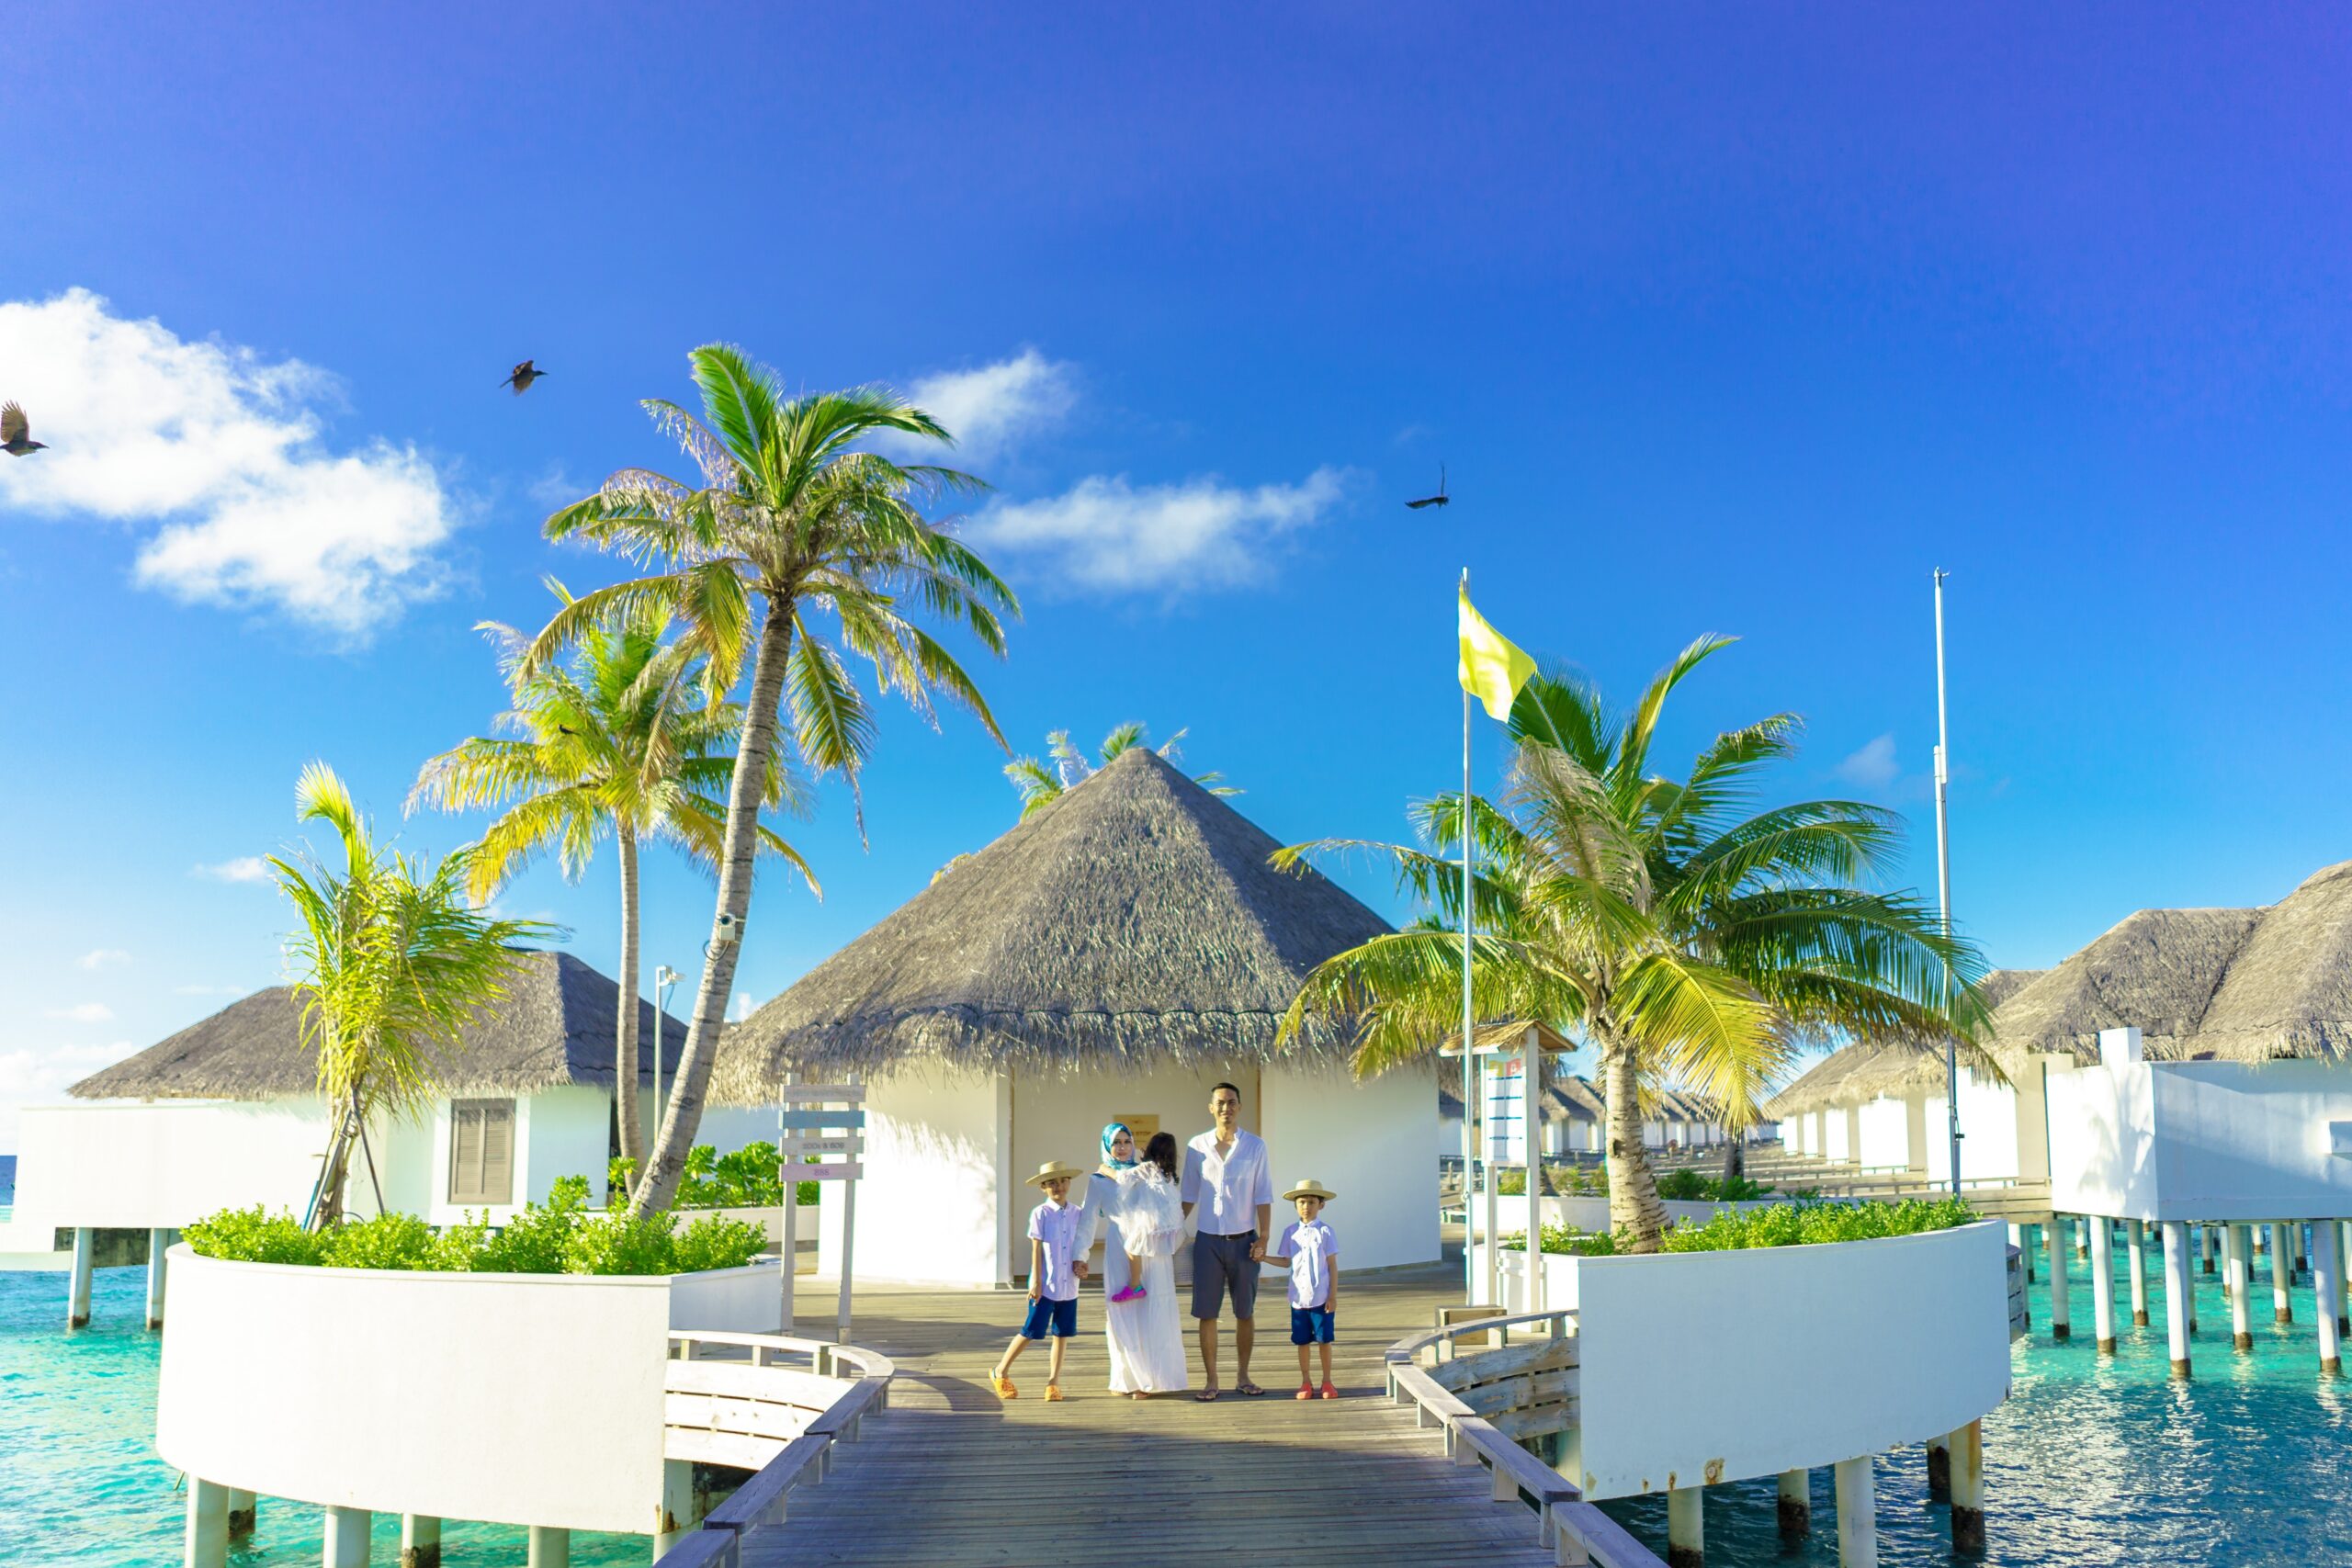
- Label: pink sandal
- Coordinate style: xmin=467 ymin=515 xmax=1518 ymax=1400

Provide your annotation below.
xmin=1109 ymin=1285 xmax=1148 ymax=1304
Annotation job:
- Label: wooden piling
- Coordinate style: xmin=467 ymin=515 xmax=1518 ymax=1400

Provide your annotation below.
xmin=1834 ymin=1456 xmax=1878 ymax=1567
xmin=2089 ymin=1221 xmax=2117 ymax=1353
xmin=1667 ymin=1486 xmax=1702 ymax=1568
xmin=1926 ymin=1435 xmax=1951 ymax=1498
xmin=1778 ymin=1469 xmax=1811 ymax=1538
xmin=2162 ymin=1220 xmax=2193 ymax=1376
xmin=1948 ymin=1420 xmax=1985 ymax=1554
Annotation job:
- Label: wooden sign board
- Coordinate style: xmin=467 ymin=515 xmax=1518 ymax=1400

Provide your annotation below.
xmin=775 ymin=1084 xmax=865 ymax=1103
xmin=778 ymin=1136 xmax=859 ymax=1157
xmin=777 ymin=1110 xmax=865 ymax=1132
xmin=799 ymin=1162 xmax=863 ymax=1182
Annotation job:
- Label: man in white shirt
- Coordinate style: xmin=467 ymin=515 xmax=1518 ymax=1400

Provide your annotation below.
xmin=1181 ymin=1080 xmax=1273 ymax=1399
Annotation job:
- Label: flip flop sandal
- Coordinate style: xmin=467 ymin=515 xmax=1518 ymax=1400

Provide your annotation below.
xmin=1195 ymin=1386 xmax=1221 ymax=1402
xmin=1295 ymin=1382 xmax=1315 ymax=1400
xmin=1320 ymin=1382 xmax=1340 ymax=1400
xmin=1045 ymin=1384 xmax=1065 ymax=1403
xmin=991 ymin=1374 xmax=1017 ymax=1400
xmin=1238 ymin=1382 xmax=1267 ymax=1396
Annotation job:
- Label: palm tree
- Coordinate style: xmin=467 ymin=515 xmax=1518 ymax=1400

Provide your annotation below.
xmin=1279 ymin=637 xmax=1985 ymax=1252
xmin=527 ymin=344 xmax=1018 ymax=1215
xmin=1003 ymin=722 xmax=1237 ymax=819
xmin=409 ymin=584 xmax=818 ymax=1201
xmin=270 ymin=762 xmax=551 ymax=1229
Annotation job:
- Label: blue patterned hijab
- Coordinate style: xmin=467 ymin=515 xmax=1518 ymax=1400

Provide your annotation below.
xmin=1101 ymin=1122 xmax=1137 ymax=1168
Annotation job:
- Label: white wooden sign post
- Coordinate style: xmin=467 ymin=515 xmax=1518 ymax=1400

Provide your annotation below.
xmin=776 ymin=1074 xmax=865 ymax=1341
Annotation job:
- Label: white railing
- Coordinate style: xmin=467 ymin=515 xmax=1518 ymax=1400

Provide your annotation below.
xmin=1385 ymin=1309 xmax=1665 ymax=1568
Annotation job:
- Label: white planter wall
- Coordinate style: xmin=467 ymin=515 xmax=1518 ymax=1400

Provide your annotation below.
xmin=10 ymin=1100 xmax=334 ymax=1232
xmin=156 ymin=1248 xmax=773 ymax=1534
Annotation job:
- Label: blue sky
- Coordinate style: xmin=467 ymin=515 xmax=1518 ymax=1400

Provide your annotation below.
xmin=4 ymin=6 xmax=2350 ymax=1146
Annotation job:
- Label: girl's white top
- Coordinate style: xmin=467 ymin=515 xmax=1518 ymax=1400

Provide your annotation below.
xmin=1278 ymin=1218 xmax=1337 ymax=1309
xmin=1108 ymin=1163 xmax=1186 ymax=1258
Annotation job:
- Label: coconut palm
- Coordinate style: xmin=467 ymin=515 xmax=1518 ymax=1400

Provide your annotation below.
xmin=1278 ymin=637 xmax=1985 ymax=1252
xmin=1003 ymin=722 xmax=1237 ymax=819
xmin=409 ymin=584 xmax=818 ymax=1200
xmin=527 ymin=344 xmax=1018 ymax=1215
xmin=270 ymin=762 xmax=551 ymax=1229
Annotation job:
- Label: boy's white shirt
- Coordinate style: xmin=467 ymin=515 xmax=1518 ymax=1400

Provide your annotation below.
xmin=1029 ymin=1194 xmax=1094 ymax=1302
xmin=1276 ymin=1217 xmax=1338 ymax=1309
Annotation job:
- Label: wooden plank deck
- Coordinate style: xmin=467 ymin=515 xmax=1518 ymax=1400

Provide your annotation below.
xmin=739 ymin=1263 xmax=1562 ymax=1567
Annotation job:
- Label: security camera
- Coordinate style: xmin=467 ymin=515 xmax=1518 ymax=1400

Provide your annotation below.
xmin=714 ymin=912 xmax=741 ymax=944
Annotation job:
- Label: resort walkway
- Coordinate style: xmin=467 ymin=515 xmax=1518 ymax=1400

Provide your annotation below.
xmin=739 ymin=1263 xmax=1560 ymax=1567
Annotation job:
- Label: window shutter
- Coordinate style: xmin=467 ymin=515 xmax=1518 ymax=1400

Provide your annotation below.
xmin=481 ymin=1102 xmax=514 ymax=1204
xmin=447 ymin=1100 xmax=517 ymax=1204
xmin=451 ymin=1105 xmax=483 ymax=1201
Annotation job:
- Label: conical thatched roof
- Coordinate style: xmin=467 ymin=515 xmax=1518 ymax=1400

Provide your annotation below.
xmin=70 ymin=950 xmax=683 ymax=1101
xmin=716 ymin=747 xmax=1394 ymax=1092
xmin=2171 ymin=860 xmax=2352 ymax=1060
xmin=1988 ymin=908 xmax=2263 ymax=1068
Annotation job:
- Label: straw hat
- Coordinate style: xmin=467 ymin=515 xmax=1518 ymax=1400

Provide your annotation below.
xmin=1026 ymin=1160 xmax=1088 ymax=1189
xmin=1283 ymin=1179 xmax=1338 ymax=1202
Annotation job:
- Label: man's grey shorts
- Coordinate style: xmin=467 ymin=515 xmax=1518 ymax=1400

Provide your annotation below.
xmin=1192 ymin=1230 xmax=1261 ymax=1320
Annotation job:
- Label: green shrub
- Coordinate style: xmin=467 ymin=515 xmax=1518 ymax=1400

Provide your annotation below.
xmin=184 ymin=1206 xmax=322 ymax=1265
xmin=670 ymin=1213 xmax=770 ymax=1274
xmin=1502 ymin=1224 xmax=1617 ymax=1257
xmin=602 ymin=1141 xmax=808 ymax=1210
xmin=473 ymin=1185 xmax=586 ymax=1274
xmin=316 ymin=1213 xmax=439 ymax=1270
xmin=566 ymin=1211 xmax=679 ymax=1276
xmin=1503 ymin=1196 xmax=1974 ymax=1256
xmin=1655 ymin=1168 xmax=1777 ymax=1202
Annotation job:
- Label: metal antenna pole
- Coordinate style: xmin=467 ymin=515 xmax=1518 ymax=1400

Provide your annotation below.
xmin=1934 ymin=569 xmax=1961 ymax=1197
xmin=1461 ymin=568 xmax=1480 ymax=1303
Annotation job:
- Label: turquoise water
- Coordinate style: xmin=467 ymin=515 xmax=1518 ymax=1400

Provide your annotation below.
xmin=9 ymin=1248 xmax=2352 ymax=1564
xmin=1600 ymin=1239 xmax=2352 ymax=1563
xmin=0 ymin=1268 xmax=650 ymax=1565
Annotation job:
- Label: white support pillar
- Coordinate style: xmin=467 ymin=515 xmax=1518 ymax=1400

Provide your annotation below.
xmin=2089 ymin=1220 xmax=2117 ymax=1353
xmin=2021 ymin=1224 xmax=2036 ymax=1282
xmin=2225 ymin=1224 xmax=2255 ymax=1351
xmin=2200 ymin=1221 xmax=2217 ymax=1274
xmin=2339 ymin=1221 xmax=2350 ymax=1335
xmin=1667 ymin=1486 xmax=1702 ymax=1567
xmin=2315 ymin=1220 xmax=2345 ymax=1375
xmin=2075 ymin=1213 xmax=2089 ymax=1259
xmin=1525 ymin=1031 xmax=1544 ymax=1314
xmin=527 ymin=1526 xmax=570 ymax=1567
xmin=68 ymin=1225 xmax=95 ymax=1328
xmin=2272 ymin=1222 xmax=2295 ymax=1323
xmin=1833 ymin=1456 xmax=1878 ymax=1567
xmin=655 ymin=1458 xmax=702 ymax=1558
xmin=399 ymin=1515 xmax=439 ymax=1568
xmin=2127 ymin=1220 xmax=2150 ymax=1325
xmin=146 ymin=1228 xmax=171 ymax=1330
xmin=227 ymin=1491 xmax=256 ymax=1540
xmin=184 ymin=1476 xmax=228 ymax=1568
xmin=322 ymin=1505 xmax=372 ymax=1567
xmin=1777 ymin=1469 xmax=1811 ymax=1538
xmin=2161 ymin=1220 xmax=2192 ymax=1377
xmin=2044 ymin=1217 xmax=2071 ymax=1341
xmin=1948 ymin=1421 xmax=1984 ymax=1553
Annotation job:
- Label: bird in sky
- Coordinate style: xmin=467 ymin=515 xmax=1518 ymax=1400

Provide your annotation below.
xmin=1405 ymin=464 xmax=1448 ymax=509
xmin=501 ymin=360 xmax=547 ymax=395
xmin=1 ymin=402 xmax=47 ymax=456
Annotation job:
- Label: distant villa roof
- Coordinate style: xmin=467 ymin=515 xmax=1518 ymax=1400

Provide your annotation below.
xmin=1763 ymin=967 xmax=2046 ymax=1119
xmin=70 ymin=950 xmax=684 ymax=1101
xmin=716 ymin=746 xmax=1394 ymax=1093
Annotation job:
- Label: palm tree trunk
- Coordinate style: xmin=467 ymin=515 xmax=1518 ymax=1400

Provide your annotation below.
xmin=630 ymin=602 xmax=796 ymax=1217
xmin=1723 ymin=1133 xmax=1747 ymax=1186
xmin=1601 ymin=1044 xmax=1668 ymax=1253
xmin=615 ymin=823 xmax=645 ymax=1200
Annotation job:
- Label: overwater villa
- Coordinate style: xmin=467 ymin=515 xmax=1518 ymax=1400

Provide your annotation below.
xmin=714 ymin=745 xmax=1442 ymax=1284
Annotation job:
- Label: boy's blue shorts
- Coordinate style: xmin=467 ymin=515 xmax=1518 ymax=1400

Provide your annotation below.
xmin=1290 ymin=1305 xmax=1336 ymax=1345
xmin=1020 ymin=1295 xmax=1079 ymax=1339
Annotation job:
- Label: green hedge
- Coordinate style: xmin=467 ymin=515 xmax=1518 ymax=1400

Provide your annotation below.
xmin=1493 ymin=1165 xmax=1774 ymax=1201
xmin=606 ymin=1141 xmax=820 ymax=1209
xmin=183 ymin=1179 xmax=768 ymax=1276
xmin=1503 ymin=1197 xmax=1977 ymax=1257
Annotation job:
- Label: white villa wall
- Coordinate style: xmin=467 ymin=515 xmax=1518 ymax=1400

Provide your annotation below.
xmin=1262 ymin=1058 xmax=1441 ymax=1272
xmin=819 ymin=1066 xmax=1009 ymax=1288
xmin=159 ymin=1249 xmax=681 ymax=1534
xmin=2049 ymin=1058 xmax=2352 ymax=1222
xmin=1573 ymin=1221 xmax=2010 ymax=1498
xmin=1856 ymin=1097 xmax=1911 ymax=1168
xmin=7 ymin=1100 xmax=334 ymax=1234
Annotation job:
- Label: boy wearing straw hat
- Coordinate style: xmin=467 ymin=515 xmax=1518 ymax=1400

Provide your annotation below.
xmin=990 ymin=1160 xmax=1094 ymax=1402
xmin=1267 ymin=1179 xmax=1340 ymax=1400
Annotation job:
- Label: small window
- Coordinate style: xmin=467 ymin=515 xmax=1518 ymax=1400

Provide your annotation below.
xmin=449 ymin=1099 xmax=516 ymax=1204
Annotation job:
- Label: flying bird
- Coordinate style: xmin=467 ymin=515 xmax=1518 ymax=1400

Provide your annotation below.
xmin=1 ymin=402 xmax=46 ymax=456
xmin=1404 ymin=464 xmax=1448 ymax=509
xmin=501 ymin=360 xmax=546 ymax=395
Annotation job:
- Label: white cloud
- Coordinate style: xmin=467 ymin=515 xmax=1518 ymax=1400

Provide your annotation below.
xmin=0 ymin=288 xmax=458 ymax=639
xmin=892 ymin=349 xmax=1076 ymax=465
xmin=0 ymin=1043 xmax=130 ymax=1155
xmin=1835 ymin=734 xmax=1901 ymax=790
xmin=42 ymin=1002 xmax=114 ymax=1022
xmin=970 ymin=467 xmax=1351 ymax=593
xmin=76 ymin=948 xmax=130 ymax=971
xmin=527 ymin=462 xmax=582 ymax=509
xmin=729 ymin=989 xmax=752 ymax=1023
xmin=192 ymin=855 xmax=271 ymax=883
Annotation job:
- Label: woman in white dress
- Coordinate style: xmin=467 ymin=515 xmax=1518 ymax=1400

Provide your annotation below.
xmin=1092 ymin=1125 xmax=1189 ymax=1397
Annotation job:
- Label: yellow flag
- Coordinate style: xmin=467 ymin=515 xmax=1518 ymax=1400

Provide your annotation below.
xmin=1458 ymin=584 xmax=1536 ymax=721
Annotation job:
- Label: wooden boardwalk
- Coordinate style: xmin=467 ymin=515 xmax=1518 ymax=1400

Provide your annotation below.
xmin=739 ymin=1264 xmax=1564 ymax=1567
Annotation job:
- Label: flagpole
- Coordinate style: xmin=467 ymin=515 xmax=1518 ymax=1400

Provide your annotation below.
xmin=1934 ymin=568 xmax=1961 ymax=1197
xmin=1462 ymin=569 xmax=1489 ymax=1305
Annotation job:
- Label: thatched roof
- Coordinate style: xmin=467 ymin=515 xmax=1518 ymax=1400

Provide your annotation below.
xmin=70 ymin=950 xmax=684 ymax=1101
xmin=1760 ymin=967 xmax=2048 ymax=1118
xmin=715 ymin=747 xmax=1394 ymax=1092
xmin=1440 ymin=1019 xmax=1579 ymax=1056
xmin=2194 ymin=862 xmax=2352 ymax=1058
